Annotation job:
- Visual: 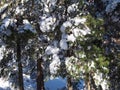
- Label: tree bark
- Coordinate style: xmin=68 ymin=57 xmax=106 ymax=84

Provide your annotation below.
xmin=87 ymin=80 xmax=90 ymax=90
xmin=86 ymin=73 xmax=90 ymax=90
xmin=17 ymin=38 xmax=24 ymax=90
xmin=37 ymin=57 xmax=45 ymax=90
xmin=67 ymin=76 xmax=73 ymax=90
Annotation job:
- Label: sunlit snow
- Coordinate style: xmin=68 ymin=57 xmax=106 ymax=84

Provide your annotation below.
xmin=40 ymin=16 xmax=56 ymax=32
xmin=0 ymin=78 xmax=10 ymax=90
xmin=0 ymin=46 xmax=5 ymax=60
xmin=73 ymin=17 xmax=86 ymax=26
xmin=45 ymin=45 xmax=60 ymax=55
xmin=67 ymin=34 xmax=76 ymax=42
xmin=60 ymin=21 xmax=72 ymax=33
xmin=50 ymin=54 xmax=61 ymax=74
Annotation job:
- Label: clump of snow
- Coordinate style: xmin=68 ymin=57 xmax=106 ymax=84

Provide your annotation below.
xmin=45 ymin=45 xmax=60 ymax=55
xmin=0 ymin=4 xmax=8 ymax=14
xmin=23 ymin=19 xmax=36 ymax=33
xmin=80 ymin=29 xmax=90 ymax=36
xmin=93 ymin=71 xmax=109 ymax=90
xmin=40 ymin=16 xmax=56 ymax=32
xmin=0 ymin=18 xmax=17 ymax=35
xmin=0 ymin=78 xmax=11 ymax=90
xmin=73 ymin=28 xmax=80 ymax=37
xmin=65 ymin=56 xmax=81 ymax=78
xmin=41 ymin=0 xmax=57 ymax=13
xmin=67 ymin=3 xmax=78 ymax=13
xmin=60 ymin=21 xmax=72 ymax=33
xmin=73 ymin=17 xmax=86 ymax=26
xmin=81 ymin=25 xmax=91 ymax=36
xmin=49 ymin=54 xmax=61 ymax=75
xmin=0 ymin=46 xmax=5 ymax=60
xmin=60 ymin=39 xmax=68 ymax=50
xmin=2 ymin=18 xmax=11 ymax=28
xmin=15 ymin=6 xmax=25 ymax=15
xmin=67 ymin=34 xmax=76 ymax=42
xmin=44 ymin=4 xmax=50 ymax=13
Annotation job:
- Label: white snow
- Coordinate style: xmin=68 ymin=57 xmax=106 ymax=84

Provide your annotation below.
xmin=67 ymin=34 xmax=76 ymax=42
xmin=60 ymin=21 xmax=72 ymax=33
xmin=45 ymin=45 xmax=60 ymax=55
xmin=40 ymin=16 xmax=56 ymax=32
xmin=93 ymin=71 xmax=109 ymax=90
xmin=23 ymin=19 xmax=36 ymax=33
xmin=60 ymin=39 xmax=68 ymax=50
xmin=2 ymin=18 xmax=11 ymax=28
xmin=0 ymin=4 xmax=9 ymax=14
xmin=73 ymin=28 xmax=80 ymax=37
xmin=67 ymin=3 xmax=78 ymax=13
xmin=0 ymin=78 xmax=11 ymax=90
xmin=50 ymin=54 xmax=61 ymax=75
xmin=79 ymin=26 xmax=91 ymax=36
xmin=15 ymin=6 xmax=25 ymax=15
xmin=0 ymin=46 xmax=5 ymax=60
xmin=73 ymin=17 xmax=86 ymax=26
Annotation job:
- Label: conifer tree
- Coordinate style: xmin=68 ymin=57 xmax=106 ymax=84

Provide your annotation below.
xmin=1 ymin=0 xmax=120 ymax=90
xmin=0 ymin=1 xmax=36 ymax=89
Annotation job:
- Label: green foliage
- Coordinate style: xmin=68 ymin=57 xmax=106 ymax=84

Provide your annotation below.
xmin=73 ymin=14 xmax=109 ymax=87
xmin=85 ymin=14 xmax=104 ymax=38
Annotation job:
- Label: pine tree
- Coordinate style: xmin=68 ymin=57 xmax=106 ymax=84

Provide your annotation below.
xmin=1 ymin=0 xmax=119 ymax=90
xmin=0 ymin=1 xmax=36 ymax=89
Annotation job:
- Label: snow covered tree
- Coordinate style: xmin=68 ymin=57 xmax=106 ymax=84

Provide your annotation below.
xmin=1 ymin=0 xmax=120 ymax=90
xmin=90 ymin=0 xmax=120 ymax=89
xmin=0 ymin=1 xmax=36 ymax=89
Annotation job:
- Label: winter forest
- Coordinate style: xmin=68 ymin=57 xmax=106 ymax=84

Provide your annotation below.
xmin=0 ymin=0 xmax=120 ymax=90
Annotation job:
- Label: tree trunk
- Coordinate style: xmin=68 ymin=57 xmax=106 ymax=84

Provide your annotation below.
xmin=17 ymin=38 xmax=24 ymax=90
xmin=67 ymin=76 xmax=73 ymax=90
xmin=37 ymin=57 xmax=45 ymax=90
xmin=86 ymin=73 xmax=90 ymax=90
xmin=87 ymin=80 xmax=90 ymax=90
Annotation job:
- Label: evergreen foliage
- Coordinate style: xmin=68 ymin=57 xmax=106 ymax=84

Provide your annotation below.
xmin=0 ymin=0 xmax=120 ymax=90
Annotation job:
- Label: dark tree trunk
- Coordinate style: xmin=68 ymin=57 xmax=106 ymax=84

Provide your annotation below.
xmin=17 ymin=38 xmax=24 ymax=90
xmin=37 ymin=57 xmax=45 ymax=90
xmin=67 ymin=76 xmax=73 ymax=90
